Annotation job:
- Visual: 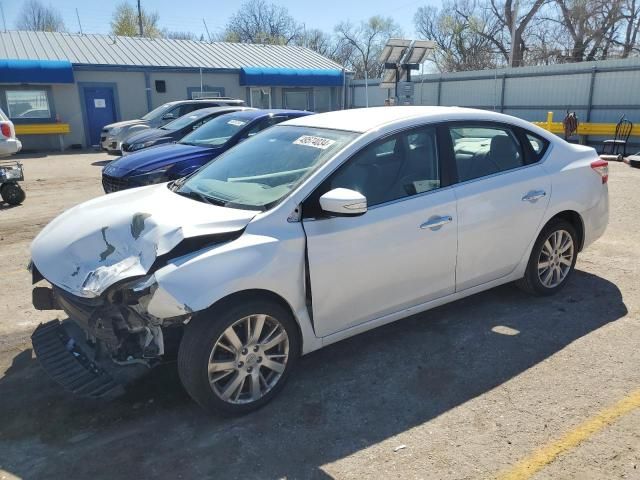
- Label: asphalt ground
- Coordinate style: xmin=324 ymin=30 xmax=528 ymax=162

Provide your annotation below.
xmin=0 ymin=152 xmax=638 ymax=479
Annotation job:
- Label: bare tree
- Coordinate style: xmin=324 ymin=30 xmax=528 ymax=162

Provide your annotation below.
xmin=335 ymin=16 xmax=402 ymax=79
xmin=608 ymin=0 xmax=640 ymax=57
xmin=415 ymin=2 xmax=499 ymax=71
xmin=16 ymin=0 xmax=65 ymax=32
xmin=222 ymin=0 xmax=302 ymax=44
xmin=553 ymin=0 xmax=622 ymax=62
xmin=111 ymin=2 xmax=161 ymax=38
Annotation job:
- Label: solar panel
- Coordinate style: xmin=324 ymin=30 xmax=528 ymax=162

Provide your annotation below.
xmin=378 ymin=38 xmax=411 ymax=64
xmin=404 ymin=40 xmax=436 ymax=64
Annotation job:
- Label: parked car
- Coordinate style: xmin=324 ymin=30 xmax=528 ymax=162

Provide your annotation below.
xmin=101 ymin=98 xmax=245 ymax=154
xmin=29 ymin=107 xmax=609 ymax=415
xmin=0 ymin=107 xmax=22 ymax=157
xmin=121 ymin=106 xmax=255 ymax=155
xmin=102 ymin=109 xmax=312 ymax=193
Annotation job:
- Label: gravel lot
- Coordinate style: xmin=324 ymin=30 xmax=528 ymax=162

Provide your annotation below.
xmin=0 ymin=152 xmax=638 ymax=480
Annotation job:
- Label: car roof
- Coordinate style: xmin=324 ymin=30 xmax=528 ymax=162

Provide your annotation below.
xmin=182 ymin=106 xmax=254 ymax=118
xmin=283 ymin=106 xmax=542 ymax=134
xmin=220 ymin=109 xmax=313 ymax=121
xmin=166 ymin=99 xmax=244 ymax=106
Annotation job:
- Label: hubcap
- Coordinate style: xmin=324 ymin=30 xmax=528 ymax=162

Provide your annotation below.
xmin=208 ymin=314 xmax=289 ymax=405
xmin=537 ymin=229 xmax=574 ymax=288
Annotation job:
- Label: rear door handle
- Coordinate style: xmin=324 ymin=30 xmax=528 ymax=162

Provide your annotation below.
xmin=420 ymin=215 xmax=453 ymax=230
xmin=522 ymin=190 xmax=546 ymax=203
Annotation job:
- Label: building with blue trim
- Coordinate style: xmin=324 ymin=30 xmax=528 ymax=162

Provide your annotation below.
xmin=0 ymin=31 xmax=347 ymax=151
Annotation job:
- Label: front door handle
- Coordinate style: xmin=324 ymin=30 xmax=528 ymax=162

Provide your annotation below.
xmin=420 ymin=215 xmax=453 ymax=230
xmin=522 ymin=190 xmax=546 ymax=203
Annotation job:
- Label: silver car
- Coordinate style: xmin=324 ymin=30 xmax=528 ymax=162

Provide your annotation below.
xmin=101 ymin=98 xmax=245 ymax=154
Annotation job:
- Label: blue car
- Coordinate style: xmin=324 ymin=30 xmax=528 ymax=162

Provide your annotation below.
xmin=102 ymin=109 xmax=312 ymax=193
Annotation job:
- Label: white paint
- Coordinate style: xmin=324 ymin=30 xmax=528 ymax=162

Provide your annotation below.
xmin=94 ymin=98 xmax=106 ymax=108
xmin=31 ymin=107 xmax=608 ymax=356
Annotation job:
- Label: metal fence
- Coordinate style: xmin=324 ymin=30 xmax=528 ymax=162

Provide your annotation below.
xmin=348 ymin=57 xmax=640 ymax=147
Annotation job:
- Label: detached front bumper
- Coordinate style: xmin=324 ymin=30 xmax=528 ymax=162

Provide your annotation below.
xmin=31 ymin=319 xmax=147 ymax=398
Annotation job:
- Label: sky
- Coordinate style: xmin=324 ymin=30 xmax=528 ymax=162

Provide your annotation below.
xmin=0 ymin=0 xmax=437 ymax=39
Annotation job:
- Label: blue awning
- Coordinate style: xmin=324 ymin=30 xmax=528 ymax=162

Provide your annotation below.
xmin=0 ymin=59 xmax=74 ymax=84
xmin=240 ymin=67 xmax=343 ymax=87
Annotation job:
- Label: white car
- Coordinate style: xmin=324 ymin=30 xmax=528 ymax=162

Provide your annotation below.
xmin=0 ymin=107 xmax=22 ymax=157
xmin=29 ymin=107 xmax=609 ymax=415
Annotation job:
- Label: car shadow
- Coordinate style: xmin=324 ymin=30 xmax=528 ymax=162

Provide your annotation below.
xmin=0 ymin=202 xmax=21 ymax=210
xmin=0 ymin=270 xmax=627 ymax=479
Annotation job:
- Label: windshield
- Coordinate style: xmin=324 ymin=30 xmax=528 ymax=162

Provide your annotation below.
xmin=179 ymin=113 xmax=251 ymax=147
xmin=162 ymin=110 xmax=210 ymax=131
xmin=177 ymin=126 xmax=358 ymax=210
xmin=141 ymin=103 xmax=173 ymax=121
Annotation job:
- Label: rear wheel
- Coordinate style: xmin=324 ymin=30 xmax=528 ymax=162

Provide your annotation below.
xmin=178 ymin=298 xmax=300 ymax=415
xmin=1 ymin=183 xmax=25 ymax=205
xmin=516 ymin=219 xmax=578 ymax=296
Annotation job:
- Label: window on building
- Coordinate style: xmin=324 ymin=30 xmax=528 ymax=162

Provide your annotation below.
xmin=250 ymin=88 xmax=271 ymax=109
xmin=6 ymin=90 xmax=51 ymax=119
xmin=314 ymin=89 xmax=332 ymax=112
xmin=449 ymin=124 xmax=524 ymax=182
xmin=283 ymin=90 xmax=309 ymax=111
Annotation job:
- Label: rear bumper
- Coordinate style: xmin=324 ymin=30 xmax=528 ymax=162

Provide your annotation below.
xmin=582 ymin=186 xmax=609 ymax=249
xmin=0 ymin=138 xmax=22 ymax=157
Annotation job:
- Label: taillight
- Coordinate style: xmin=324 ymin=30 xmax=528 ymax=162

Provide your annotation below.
xmin=591 ymin=159 xmax=608 ymax=184
xmin=0 ymin=123 xmax=10 ymax=138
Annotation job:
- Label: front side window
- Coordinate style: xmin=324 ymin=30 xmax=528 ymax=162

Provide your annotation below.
xmin=6 ymin=90 xmax=51 ymax=119
xmin=450 ymin=125 xmax=524 ymax=182
xmin=305 ymin=126 xmax=440 ymax=215
xmin=177 ymin=126 xmax=358 ymax=210
xmin=162 ymin=110 xmax=210 ymax=131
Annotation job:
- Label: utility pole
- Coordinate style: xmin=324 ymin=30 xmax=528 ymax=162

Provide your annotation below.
xmin=202 ymin=19 xmax=212 ymax=42
xmin=137 ymin=0 xmax=144 ymax=37
xmin=508 ymin=0 xmax=519 ymax=67
xmin=75 ymin=8 xmax=83 ymax=35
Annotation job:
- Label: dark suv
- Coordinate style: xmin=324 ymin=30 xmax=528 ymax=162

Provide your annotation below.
xmin=100 ymin=98 xmax=245 ymax=154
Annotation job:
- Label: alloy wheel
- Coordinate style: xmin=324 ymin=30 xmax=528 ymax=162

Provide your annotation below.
xmin=207 ymin=314 xmax=289 ymax=405
xmin=537 ymin=229 xmax=574 ymax=288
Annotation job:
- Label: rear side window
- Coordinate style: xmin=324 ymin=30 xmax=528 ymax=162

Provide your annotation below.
xmin=525 ymin=132 xmax=550 ymax=161
xmin=449 ymin=125 xmax=524 ymax=183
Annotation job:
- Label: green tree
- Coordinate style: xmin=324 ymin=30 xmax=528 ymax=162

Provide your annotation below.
xmin=110 ymin=2 xmax=161 ymax=38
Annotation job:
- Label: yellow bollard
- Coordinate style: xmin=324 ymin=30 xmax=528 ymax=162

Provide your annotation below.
xmin=546 ymin=111 xmax=553 ymax=132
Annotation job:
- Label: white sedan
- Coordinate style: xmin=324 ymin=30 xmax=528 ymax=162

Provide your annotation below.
xmin=29 ymin=107 xmax=609 ymax=415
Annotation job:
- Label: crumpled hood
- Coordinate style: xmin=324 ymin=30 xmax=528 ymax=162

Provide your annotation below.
xmin=104 ymin=143 xmax=217 ymax=176
xmin=104 ymin=119 xmax=146 ymax=131
xmin=31 ymin=184 xmax=257 ymax=298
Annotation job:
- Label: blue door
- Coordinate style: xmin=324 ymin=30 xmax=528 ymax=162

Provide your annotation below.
xmin=83 ymin=86 xmax=116 ymax=146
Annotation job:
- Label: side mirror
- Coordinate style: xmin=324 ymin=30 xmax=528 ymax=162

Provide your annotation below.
xmin=319 ymin=188 xmax=367 ymax=216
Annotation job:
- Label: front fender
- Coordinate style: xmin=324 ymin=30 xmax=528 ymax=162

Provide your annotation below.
xmin=147 ymin=223 xmax=321 ymax=353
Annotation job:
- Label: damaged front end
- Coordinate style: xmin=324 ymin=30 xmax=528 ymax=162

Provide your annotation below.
xmin=31 ymin=267 xmax=190 ymax=399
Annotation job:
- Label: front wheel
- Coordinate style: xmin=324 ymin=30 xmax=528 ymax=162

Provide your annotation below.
xmin=1 ymin=182 xmax=26 ymax=205
xmin=178 ymin=298 xmax=300 ymax=415
xmin=516 ymin=219 xmax=578 ymax=296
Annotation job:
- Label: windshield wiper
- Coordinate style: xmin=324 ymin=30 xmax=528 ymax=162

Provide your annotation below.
xmin=175 ymin=189 xmax=226 ymax=206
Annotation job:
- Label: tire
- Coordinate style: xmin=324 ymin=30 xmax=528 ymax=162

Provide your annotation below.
xmin=516 ymin=219 xmax=578 ymax=296
xmin=178 ymin=298 xmax=300 ymax=416
xmin=1 ymin=183 xmax=26 ymax=205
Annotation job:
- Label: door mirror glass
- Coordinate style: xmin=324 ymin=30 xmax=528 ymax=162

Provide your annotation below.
xmin=319 ymin=188 xmax=367 ymax=216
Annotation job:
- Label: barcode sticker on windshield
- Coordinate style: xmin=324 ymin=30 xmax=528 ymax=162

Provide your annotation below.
xmin=293 ymin=135 xmax=336 ymax=149
xmin=227 ymin=119 xmax=246 ymax=126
